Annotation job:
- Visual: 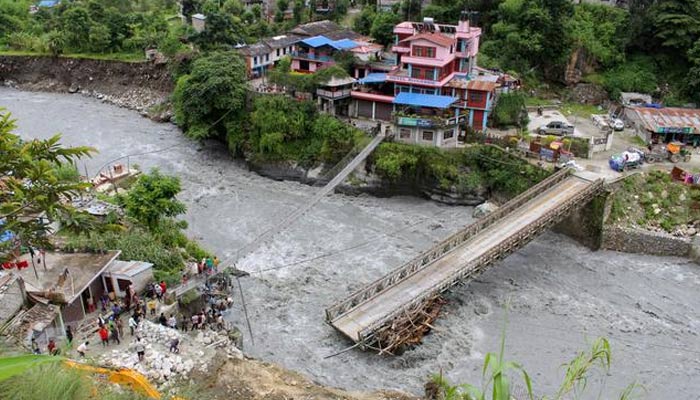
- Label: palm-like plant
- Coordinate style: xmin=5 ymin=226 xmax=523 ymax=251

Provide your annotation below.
xmin=429 ymin=311 xmax=643 ymax=400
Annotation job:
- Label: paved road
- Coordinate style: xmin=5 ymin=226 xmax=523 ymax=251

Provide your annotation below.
xmin=332 ymin=176 xmax=593 ymax=341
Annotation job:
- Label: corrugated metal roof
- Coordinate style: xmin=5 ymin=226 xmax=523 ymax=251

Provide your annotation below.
xmin=263 ymin=34 xmax=301 ymax=49
xmin=107 ymin=260 xmax=154 ymax=277
xmin=300 ymin=36 xmax=358 ymax=50
xmin=290 ymin=20 xmax=343 ymax=37
xmin=300 ymin=35 xmax=334 ymax=48
xmin=631 ymin=107 xmax=700 ymax=133
xmin=393 ymin=92 xmax=457 ymax=109
xmin=331 ymin=38 xmax=359 ymax=50
xmin=466 ymin=80 xmax=497 ymax=92
xmin=399 ymin=32 xmax=454 ymax=47
xmin=358 ymin=73 xmax=387 ymax=84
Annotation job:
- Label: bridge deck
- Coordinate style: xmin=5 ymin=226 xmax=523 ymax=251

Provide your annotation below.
xmin=331 ymin=176 xmax=593 ymax=342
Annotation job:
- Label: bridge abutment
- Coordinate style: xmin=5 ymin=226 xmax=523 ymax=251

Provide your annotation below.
xmin=553 ymin=190 xmax=612 ymax=250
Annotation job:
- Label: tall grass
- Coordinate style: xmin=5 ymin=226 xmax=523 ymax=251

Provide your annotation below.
xmin=0 ymin=362 xmax=147 ymax=400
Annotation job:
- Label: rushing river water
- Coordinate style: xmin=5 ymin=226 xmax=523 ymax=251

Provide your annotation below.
xmin=2 ymin=88 xmax=699 ymax=399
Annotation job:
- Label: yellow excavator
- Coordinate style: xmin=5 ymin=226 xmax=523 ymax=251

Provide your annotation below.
xmin=0 ymin=355 xmax=184 ymax=399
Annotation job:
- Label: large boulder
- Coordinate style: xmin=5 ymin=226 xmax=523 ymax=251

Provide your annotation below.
xmin=473 ymin=202 xmax=499 ymax=219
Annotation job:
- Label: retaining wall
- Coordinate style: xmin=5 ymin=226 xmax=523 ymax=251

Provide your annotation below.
xmin=601 ymin=226 xmax=692 ymax=257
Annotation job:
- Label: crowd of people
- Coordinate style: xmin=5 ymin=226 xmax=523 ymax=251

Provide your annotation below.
xmin=66 ymin=265 xmax=236 ymax=361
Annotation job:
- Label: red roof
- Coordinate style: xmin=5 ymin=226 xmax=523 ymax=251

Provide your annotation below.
xmin=399 ymin=32 xmax=454 ymax=47
xmin=466 ymin=80 xmax=497 ymax=92
xmin=631 ymin=107 xmax=700 ymax=133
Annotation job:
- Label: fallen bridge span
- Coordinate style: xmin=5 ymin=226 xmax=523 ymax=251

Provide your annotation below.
xmin=325 ymin=168 xmax=604 ymax=352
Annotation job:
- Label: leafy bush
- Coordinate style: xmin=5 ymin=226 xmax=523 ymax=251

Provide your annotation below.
xmin=371 ymin=143 xmax=550 ymax=198
xmin=601 ymin=56 xmax=658 ymax=98
xmin=247 ymin=96 xmax=362 ymax=167
xmin=491 ymin=92 xmax=528 ymax=129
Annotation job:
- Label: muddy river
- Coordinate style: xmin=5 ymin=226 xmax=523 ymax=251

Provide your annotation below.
xmin=2 ymin=88 xmax=699 ymax=399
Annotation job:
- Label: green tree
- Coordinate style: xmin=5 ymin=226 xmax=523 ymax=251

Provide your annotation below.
xmin=651 ymin=0 xmax=700 ymax=51
xmin=353 ymin=6 xmax=376 ymax=35
xmin=45 ymin=30 xmax=66 ymax=57
xmin=122 ymin=168 xmax=186 ymax=230
xmin=491 ymin=92 xmax=527 ymax=129
xmin=61 ymin=6 xmax=93 ymax=51
xmin=89 ymin=23 xmax=111 ymax=52
xmin=370 ymin=12 xmax=400 ymax=46
xmin=0 ymin=109 xmax=94 ymax=262
xmin=173 ymin=51 xmax=248 ymax=141
xmin=483 ymin=0 xmax=574 ymax=76
xmin=567 ymin=4 xmax=629 ymax=67
xmin=400 ymin=0 xmax=422 ymax=20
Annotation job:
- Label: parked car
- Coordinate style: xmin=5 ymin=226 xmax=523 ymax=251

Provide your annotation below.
xmin=537 ymin=121 xmax=574 ymax=136
xmin=609 ymin=148 xmax=644 ymax=172
xmin=611 ymin=118 xmax=625 ymax=131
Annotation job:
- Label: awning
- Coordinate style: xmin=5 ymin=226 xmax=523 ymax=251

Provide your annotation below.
xmin=358 ymin=73 xmax=387 ymax=84
xmin=393 ymin=92 xmax=457 ymax=109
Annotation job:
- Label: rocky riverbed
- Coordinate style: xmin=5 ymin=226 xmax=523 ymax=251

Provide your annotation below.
xmin=3 ymin=88 xmax=700 ymax=400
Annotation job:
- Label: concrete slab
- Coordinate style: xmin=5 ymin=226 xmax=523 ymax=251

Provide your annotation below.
xmin=16 ymin=251 xmax=120 ymax=304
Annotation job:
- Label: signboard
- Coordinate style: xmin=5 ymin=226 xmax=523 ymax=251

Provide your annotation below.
xmin=397 ymin=117 xmax=434 ymax=127
xmin=387 ymin=75 xmax=439 ymax=87
xmin=657 ymin=127 xmax=693 ymax=134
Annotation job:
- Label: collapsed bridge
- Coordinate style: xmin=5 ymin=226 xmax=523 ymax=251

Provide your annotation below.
xmin=325 ymin=168 xmax=604 ymax=353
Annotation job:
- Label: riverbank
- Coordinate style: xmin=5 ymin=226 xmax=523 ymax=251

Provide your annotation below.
xmin=0 ymin=55 xmax=172 ymax=119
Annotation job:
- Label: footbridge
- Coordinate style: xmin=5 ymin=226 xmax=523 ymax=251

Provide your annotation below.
xmin=325 ymin=168 xmax=604 ymax=352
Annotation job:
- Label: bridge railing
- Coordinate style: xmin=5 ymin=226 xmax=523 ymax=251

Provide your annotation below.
xmin=355 ymin=178 xmax=605 ymax=343
xmin=325 ymin=167 xmax=573 ymax=322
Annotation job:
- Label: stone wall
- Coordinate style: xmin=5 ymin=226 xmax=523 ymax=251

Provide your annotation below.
xmin=554 ymin=190 xmax=611 ymax=250
xmin=601 ymin=226 xmax=692 ymax=257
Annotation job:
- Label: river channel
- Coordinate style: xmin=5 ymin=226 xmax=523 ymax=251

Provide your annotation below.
xmin=2 ymin=88 xmax=699 ymax=399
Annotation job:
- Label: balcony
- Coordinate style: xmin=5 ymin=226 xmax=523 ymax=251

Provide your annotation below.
xmin=291 ymin=51 xmax=333 ymax=62
xmin=394 ymin=111 xmax=461 ymax=128
xmin=386 ymin=69 xmax=440 ymax=87
xmin=391 ymin=45 xmax=410 ymax=53
xmin=317 ymin=88 xmax=352 ymax=99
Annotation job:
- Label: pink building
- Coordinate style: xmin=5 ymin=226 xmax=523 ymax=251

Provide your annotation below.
xmin=350 ymin=14 xmax=497 ymax=147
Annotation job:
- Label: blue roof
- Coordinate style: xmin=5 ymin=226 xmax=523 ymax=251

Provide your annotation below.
xmin=300 ymin=36 xmax=358 ymax=50
xmin=301 ymin=35 xmax=334 ymax=48
xmin=358 ymin=73 xmax=387 ymax=84
xmin=331 ymin=39 xmax=358 ymax=50
xmin=393 ymin=92 xmax=458 ymax=109
xmin=38 ymin=0 xmax=58 ymax=6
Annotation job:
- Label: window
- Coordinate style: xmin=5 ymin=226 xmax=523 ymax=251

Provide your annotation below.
xmin=253 ymin=56 xmax=258 ymax=65
xmin=276 ymin=49 xmax=280 ymax=56
xmin=422 ymin=130 xmax=434 ymax=141
xmin=443 ymin=130 xmax=455 ymax=140
xmin=411 ymin=67 xmax=422 ymax=79
xmin=410 ymin=67 xmax=434 ymax=80
xmin=265 ymin=54 xmax=269 ymax=62
xmin=469 ymin=92 xmax=484 ymax=103
xmin=412 ymin=45 xmax=436 ymax=58
xmin=399 ymin=128 xmax=411 ymax=139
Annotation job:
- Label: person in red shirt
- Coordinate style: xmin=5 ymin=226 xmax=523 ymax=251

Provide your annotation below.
xmin=159 ymin=281 xmax=167 ymax=297
xmin=98 ymin=326 xmax=109 ymax=347
xmin=47 ymin=338 xmax=59 ymax=356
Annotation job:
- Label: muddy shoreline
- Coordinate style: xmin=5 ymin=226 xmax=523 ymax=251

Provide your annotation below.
xmin=0 ymin=55 xmax=172 ymax=119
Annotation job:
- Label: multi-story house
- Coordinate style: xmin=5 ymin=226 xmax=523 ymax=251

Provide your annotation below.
xmin=350 ymin=14 xmax=498 ymax=147
xmin=291 ymin=36 xmax=358 ymax=73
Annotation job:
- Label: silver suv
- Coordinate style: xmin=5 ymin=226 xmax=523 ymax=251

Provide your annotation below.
xmin=537 ymin=121 xmax=574 ymax=136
